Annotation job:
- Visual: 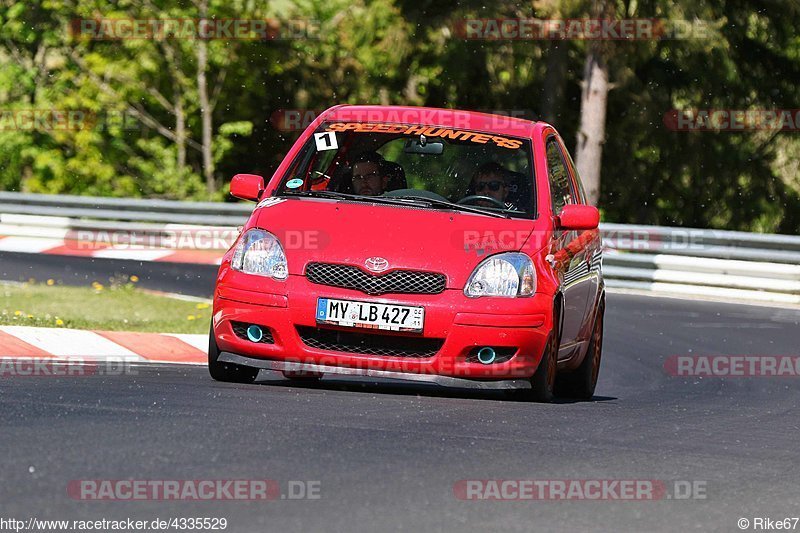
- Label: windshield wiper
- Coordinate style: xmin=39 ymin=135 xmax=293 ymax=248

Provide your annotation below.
xmin=280 ymin=190 xmax=433 ymax=207
xmin=281 ymin=190 xmax=354 ymax=200
xmin=281 ymin=190 xmax=510 ymax=218
xmin=389 ymin=195 xmax=511 ymax=219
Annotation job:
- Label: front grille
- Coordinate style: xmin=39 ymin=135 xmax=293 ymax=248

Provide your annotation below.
xmin=306 ymin=262 xmax=446 ymax=295
xmin=297 ymin=326 xmax=443 ymax=358
xmin=232 ymin=321 xmax=275 ymax=344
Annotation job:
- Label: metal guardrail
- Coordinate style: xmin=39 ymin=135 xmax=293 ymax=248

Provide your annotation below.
xmin=601 ymin=223 xmax=800 ymax=303
xmin=1 ymin=192 xmax=798 ymax=303
xmin=602 ymin=222 xmax=800 ymax=263
xmin=0 ymin=191 xmax=252 ymax=226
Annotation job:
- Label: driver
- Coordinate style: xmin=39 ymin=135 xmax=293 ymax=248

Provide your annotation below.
xmin=351 ymin=151 xmax=390 ymax=196
xmin=469 ymin=162 xmax=512 ymax=208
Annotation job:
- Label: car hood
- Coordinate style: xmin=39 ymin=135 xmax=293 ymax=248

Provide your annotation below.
xmin=252 ymin=197 xmax=544 ymax=289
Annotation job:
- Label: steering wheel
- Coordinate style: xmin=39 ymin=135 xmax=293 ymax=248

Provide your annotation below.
xmin=457 ymin=195 xmax=506 ymax=209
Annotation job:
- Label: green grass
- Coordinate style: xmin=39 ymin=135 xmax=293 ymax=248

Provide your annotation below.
xmin=0 ymin=280 xmax=211 ymax=334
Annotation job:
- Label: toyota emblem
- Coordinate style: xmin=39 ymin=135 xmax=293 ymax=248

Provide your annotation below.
xmin=364 ymin=257 xmax=389 ymax=273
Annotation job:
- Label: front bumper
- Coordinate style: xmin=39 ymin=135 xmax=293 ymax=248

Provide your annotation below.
xmin=218 ymin=352 xmax=532 ymax=389
xmin=213 ymin=272 xmax=553 ymax=381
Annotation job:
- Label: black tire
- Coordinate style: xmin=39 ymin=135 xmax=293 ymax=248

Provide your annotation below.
xmin=528 ymin=329 xmax=558 ymax=402
xmin=208 ymin=326 xmax=259 ymax=384
xmin=555 ymin=302 xmax=604 ymax=400
xmin=513 ymin=302 xmax=562 ymax=403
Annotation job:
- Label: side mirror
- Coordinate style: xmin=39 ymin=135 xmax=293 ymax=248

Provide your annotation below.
xmin=230 ymin=174 xmax=265 ymax=202
xmin=558 ymin=204 xmax=600 ymax=230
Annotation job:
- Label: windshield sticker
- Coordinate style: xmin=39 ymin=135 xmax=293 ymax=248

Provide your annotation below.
xmin=314 ymin=131 xmax=338 ymax=151
xmin=286 ymin=178 xmax=304 ymax=189
xmin=325 ymin=122 xmax=523 ymax=150
xmin=256 ymin=197 xmax=286 ymax=209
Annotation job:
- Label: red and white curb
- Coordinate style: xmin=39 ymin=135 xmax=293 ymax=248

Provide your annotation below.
xmin=0 ymin=235 xmax=225 ymax=265
xmin=0 ymin=326 xmax=207 ymax=364
xmin=0 ymin=214 xmax=230 ymax=265
xmin=0 ymin=236 xmax=224 ymax=265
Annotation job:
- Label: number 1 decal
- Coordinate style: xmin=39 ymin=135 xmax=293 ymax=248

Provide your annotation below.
xmin=314 ymin=131 xmax=338 ymax=151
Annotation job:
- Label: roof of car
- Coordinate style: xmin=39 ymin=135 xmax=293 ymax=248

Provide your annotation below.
xmin=319 ymin=105 xmax=541 ymax=138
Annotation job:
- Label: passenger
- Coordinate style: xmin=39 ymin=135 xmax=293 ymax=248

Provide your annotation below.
xmin=351 ymin=152 xmax=390 ymax=196
xmin=469 ymin=162 xmax=512 ymax=208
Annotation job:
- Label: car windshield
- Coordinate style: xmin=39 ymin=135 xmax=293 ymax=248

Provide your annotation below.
xmin=275 ymin=121 xmax=535 ymax=218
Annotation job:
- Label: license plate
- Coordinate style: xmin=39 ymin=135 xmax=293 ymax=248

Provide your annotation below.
xmin=316 ymin=298 xmax=424 ymax=332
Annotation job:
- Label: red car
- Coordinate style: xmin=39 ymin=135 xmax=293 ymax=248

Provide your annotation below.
xmin=209 ymin=105 xmax=604 ymax=402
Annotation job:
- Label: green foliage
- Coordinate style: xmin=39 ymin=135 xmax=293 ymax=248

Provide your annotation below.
xmin=214 ymin=121 xmax=253 ymax=165
xmin=0 ymin=0 xmax=798 ymax=231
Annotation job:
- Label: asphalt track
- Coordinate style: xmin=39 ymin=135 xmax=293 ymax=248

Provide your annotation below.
xmin=0 ymin=251 xmax=217 ymax=298
xmin=1 ymin=252 xmax=799 ymax=532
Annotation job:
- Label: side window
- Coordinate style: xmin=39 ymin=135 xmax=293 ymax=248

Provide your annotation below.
xmin=280 ymin=135 xmax=342 ymax=192
xmin=307 ymin=147 xmax=338 ymax=185
xmin=559 ymin=141 xmax=587 ymax=204
xmin=546 ymin=137 xmax=575 ymax=215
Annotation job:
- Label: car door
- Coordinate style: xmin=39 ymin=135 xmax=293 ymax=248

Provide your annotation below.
xmin=558 ymin=137 xmax=602 ymax=335
xmin=545 ymin=136 xmax=591 ymax=356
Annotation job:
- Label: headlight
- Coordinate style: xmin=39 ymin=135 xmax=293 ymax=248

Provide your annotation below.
xmin=464 ymin=252 xmax=535 ymax=297
xmin=231 ymin=229 xmax=288 ymax=280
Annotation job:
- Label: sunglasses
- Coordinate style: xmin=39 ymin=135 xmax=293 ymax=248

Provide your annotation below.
xmin=475 ymin=180 xmax=505 ymax=192
xmin=352 ymin=172 xmax=382 ymax=182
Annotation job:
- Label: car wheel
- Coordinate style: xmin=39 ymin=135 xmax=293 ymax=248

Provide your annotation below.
xmin=555 ymin=302 xmax=604 ymax=400
xmin=208 ymin=326 xmax=259 ymax=384
xmin=527 ymin=328 xmax=558 ymax=403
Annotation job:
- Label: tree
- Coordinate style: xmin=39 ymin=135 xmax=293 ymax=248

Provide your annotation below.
xmin=574 ymin=0 xmax=613 ymax=206
xmin=1 ymin=0 xmax=799 ymax=233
